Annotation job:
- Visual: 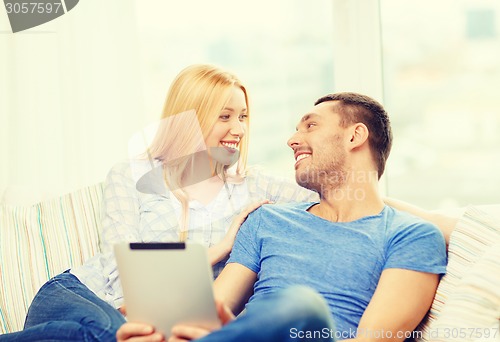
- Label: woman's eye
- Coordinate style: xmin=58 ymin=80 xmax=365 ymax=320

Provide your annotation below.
xmin=219 ymin=115 xmax=230 ymax=120
xmin=307 ymin=122 xmax=316 ymax=129
xmin=239 ymin=114 xmax=248 ymax=121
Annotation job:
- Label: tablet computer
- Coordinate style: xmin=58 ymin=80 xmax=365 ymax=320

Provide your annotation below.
xmin=114 ymin=242 xmax=221 ymax=337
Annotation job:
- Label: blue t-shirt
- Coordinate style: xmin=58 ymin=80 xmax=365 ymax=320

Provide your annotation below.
xmin=227 ymin=202 xmax=447 ymax=335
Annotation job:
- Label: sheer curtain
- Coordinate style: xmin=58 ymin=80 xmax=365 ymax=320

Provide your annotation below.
xmin=0 ymin=0 xmax=144 ymax=204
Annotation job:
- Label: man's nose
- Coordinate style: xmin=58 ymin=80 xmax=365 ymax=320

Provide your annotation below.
xmin=287 ymin=131 xmax=301 ymax=149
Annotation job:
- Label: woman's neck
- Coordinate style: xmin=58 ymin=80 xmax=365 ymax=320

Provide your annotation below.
xmin=182 ymin=175 xmax=225 ymax=205
xmin=181 ymin=151 xmax=225 ymax=205
xmin=181 ymin=151 xmax=216 ymax=186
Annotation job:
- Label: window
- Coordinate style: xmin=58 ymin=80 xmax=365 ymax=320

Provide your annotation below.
xmin=381 ymin=0 xmax=500 ymax=208
xmin=134 ymin=0 xmax=335 ymax=179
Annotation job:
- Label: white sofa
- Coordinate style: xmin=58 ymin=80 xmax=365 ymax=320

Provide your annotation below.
xmin=0 ymin=184 xmax=499 ymax=341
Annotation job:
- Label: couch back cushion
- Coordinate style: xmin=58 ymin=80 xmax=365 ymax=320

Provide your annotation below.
xmin=417 ymin=206 xmax=500 ymax=341
xmin=0 ymin=183 xmax=104 ymax=334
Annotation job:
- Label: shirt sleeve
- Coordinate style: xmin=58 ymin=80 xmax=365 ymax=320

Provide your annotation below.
xmin=71 ymin=162 xmax=142 ymax=309
xmin=100 ymin=162 xmax=142 ymax=253
xmin=226 ymin=207 xmax=263 ymax=274
xmin=99 ymin=162 xmax=143 ymax=308
xmin=384 ymin=220 xmax=447 ymax=275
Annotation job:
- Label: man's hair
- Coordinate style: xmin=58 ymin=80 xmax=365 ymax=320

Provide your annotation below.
xmin=315 ymin=92 xmax=393 ymax=179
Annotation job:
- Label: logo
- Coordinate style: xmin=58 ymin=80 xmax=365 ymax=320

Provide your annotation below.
xmin=3 ymin=0 xmax=79 ymax=33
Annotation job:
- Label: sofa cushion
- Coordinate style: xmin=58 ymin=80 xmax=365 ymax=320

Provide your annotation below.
xmin=417 ymin=206 xmax=500 ymax=341
xmin=0 ymin=183 xmax=104 ymax=334
xmin=429 ymin=241 xmax=500 ymax=341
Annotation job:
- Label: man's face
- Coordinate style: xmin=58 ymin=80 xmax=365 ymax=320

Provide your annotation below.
xmin=287 ymin=101 xmax=348 ymax=193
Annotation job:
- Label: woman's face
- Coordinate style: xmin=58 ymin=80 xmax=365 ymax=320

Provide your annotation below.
xmin=205 ymin=86 xmax=248 ymax=166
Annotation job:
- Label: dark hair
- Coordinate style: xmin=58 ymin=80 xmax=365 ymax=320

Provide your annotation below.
xmin=315 ymin=92 xmax=392 ymax=179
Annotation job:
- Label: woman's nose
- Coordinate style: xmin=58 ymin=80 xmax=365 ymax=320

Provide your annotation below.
xmin=230 ymin=118 xmax=245 ymax=137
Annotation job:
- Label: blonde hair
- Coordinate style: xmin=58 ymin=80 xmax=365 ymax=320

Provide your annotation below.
xmin=148 ymin=64 xmax=250 ymax=241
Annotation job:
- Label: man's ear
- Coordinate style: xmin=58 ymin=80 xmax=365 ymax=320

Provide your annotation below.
xmin=348 ymin=123 xmax=369 ymax=150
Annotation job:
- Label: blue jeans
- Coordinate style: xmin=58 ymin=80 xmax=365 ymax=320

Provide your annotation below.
xmin=196 ymin=285 xmax=337 ymax=342
xmin=0 ymin=271 xmax=125 ymax=342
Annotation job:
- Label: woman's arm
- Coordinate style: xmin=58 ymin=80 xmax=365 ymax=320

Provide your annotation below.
xmin=99 ymin=162 xmax=144 ymax=309
xmin=100 ymin=162 xmax=143 ymax=253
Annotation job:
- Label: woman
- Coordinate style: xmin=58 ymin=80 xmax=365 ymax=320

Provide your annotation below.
xmin=0 ymin=65 xmax=316 ymax=341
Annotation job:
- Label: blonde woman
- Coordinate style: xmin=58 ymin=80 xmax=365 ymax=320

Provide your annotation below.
xmin=1 ymin=64 xmax=316 ymax=341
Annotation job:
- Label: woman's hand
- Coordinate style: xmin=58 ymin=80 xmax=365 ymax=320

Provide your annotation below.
xmin=116 ymin=322 xmax=165 ymax=342
xmin=168 ymin=300 xmax=235 ymax=342
xmin=225 ymin=199 xmax=271 ymax=246
xmin=118 ymin=305 xmax=127 ymax=316
xmin=208 ymin=199 xmax=271 ymax=265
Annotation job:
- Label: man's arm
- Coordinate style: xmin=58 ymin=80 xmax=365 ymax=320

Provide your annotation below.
xmin=342 ymin=268 xmax=439 ymax=342
xmin=213 ymin=262 xmax=257 ymax=315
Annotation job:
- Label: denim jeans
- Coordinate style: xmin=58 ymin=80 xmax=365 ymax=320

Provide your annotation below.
xmin=0 ymin=271 xmax=125 ymax=342
xmin=196 ymin=285 xmax=337 ymax=342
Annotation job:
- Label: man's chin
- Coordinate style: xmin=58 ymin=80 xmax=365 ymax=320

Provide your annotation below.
xmin=295 ymin=174 xmax=312 ymax=191
xmin=295 ymin=168 xmax=323 ymax=193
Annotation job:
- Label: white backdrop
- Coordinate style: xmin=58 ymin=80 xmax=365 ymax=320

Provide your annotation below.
xmin=0 ymin=0 xmax=339 ymax=205
xmin=0 ymin=0 xmax=145 ymax=204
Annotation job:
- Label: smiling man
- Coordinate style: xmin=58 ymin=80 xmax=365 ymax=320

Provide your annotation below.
xmin=117 ymin=92 xmax=447 ymax=342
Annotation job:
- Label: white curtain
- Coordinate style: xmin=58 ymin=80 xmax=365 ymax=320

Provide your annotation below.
xmin=0 ymin=0 xmax=145 ymax=204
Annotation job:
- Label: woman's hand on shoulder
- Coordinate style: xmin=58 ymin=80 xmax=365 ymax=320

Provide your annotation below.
xmin=208 ymin=199 xmax=271 ymax=265
xmin=118 ymin=305 xmax=127 ymax=316
xmin=225 ymin=199 xmax=271 ymax=244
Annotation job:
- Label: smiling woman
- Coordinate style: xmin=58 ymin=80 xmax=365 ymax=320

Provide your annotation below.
xmin=205 ymin=86 xmax=248 ymax=167
xmin=146 ymin=64 xmax=252 ymax=238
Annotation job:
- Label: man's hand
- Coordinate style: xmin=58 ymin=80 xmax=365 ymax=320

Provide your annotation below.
xmin=116 ymin=322 xmax=165 ymax=342
xmin=168 ymin=300 xmax=235 ymax=342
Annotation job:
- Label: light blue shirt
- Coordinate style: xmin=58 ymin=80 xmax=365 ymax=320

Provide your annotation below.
xmin=228 ymin=202 xmax=447 ymax=335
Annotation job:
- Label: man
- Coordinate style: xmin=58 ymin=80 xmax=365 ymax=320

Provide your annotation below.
xmin=118 ymin=92 xmax=447 ymax=342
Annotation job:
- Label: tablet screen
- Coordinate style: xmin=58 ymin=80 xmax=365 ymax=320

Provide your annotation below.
xmin=114 ymin=242 xmax=221 ymax=337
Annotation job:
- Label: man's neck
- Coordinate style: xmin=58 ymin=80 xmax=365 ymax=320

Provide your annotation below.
xmin=309 ymin=179 xmax=384 ymax=223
